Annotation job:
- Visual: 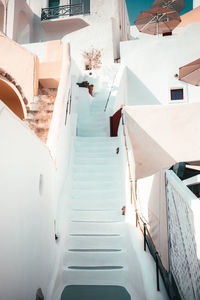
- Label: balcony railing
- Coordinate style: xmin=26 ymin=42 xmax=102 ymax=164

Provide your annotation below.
xmin=41 ymin=3 xmax=85 ymax=21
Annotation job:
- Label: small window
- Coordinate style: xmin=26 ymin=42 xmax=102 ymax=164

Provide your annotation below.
xmin=170 ymin=89 xmax=184 ymax=101
xmin=70 ymin=0 xmax=90 ymax=14
xmin=163 ymin=31 xmax=172 ymax=36
xmin=49 ymin=0 xmax=60 ymax=7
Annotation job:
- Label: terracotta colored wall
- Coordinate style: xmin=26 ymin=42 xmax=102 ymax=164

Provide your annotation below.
xmin=0 ymin=33 xmax=38 ymax=103
xmin=178 ymin=6 xmax=200 ymax=27
xmin=39 ymin=40 xmax=63 ymax=88
xmin=0 ymin=79 xmax=25 ymax=119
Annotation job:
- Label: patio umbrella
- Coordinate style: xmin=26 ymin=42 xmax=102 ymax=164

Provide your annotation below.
xmin=179 ymin=58 xmax=200 ymax=86
xmin=151 ymin=0 xmax=185 ymax=13
xmin=134 ymin=7 xmax=181 ymax=35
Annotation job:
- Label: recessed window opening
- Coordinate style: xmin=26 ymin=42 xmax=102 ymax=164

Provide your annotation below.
xmin=39 ymin=174 xmax=44 ymax=196
xmin=170 ymin=88 xmax=184 ymax=101
xmin=163 ymin=31 xmax=172 ymax=36
xmin=49 ymin=0 xmax=60 ymax=7
xmin=70 ymin=0 xmax=90 ymax=15
xmin=65 ymin=101 xmax=69 ymax=125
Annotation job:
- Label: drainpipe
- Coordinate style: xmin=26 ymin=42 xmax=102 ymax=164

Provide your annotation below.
xmin=3 ymin=0 xmax=8 ymax=35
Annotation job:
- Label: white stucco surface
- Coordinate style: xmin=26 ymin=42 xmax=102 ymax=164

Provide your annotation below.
xmin=0 ymin=102 xmax=56 ymax=300
xmin=62 ymin=20 xmax=115 ymax=70
xmin=121 ymin=23 xmax=200 ymax=106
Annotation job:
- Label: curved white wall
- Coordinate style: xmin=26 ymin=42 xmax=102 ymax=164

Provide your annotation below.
xmin=0 ymin=102 xmax=56 ymax=300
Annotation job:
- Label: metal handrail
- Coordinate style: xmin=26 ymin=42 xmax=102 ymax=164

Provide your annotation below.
xmin=41 ymin=3 xmax=85 ymax=20
xmin=104 ymin=71 xmax=118 ymax=112
xmin=121 ymin=112 xmax=181 ymax=299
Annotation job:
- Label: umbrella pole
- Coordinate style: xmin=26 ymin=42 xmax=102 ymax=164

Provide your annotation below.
xmin=156 ymin=13 xmax=159 ymax=36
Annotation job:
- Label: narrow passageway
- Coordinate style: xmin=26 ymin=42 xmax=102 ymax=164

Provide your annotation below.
xmin=61 ymin=86 xmax=130 ymax=299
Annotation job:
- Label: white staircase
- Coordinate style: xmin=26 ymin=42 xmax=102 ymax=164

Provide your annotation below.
xmin=77 ymin=94 xmax=109 ymax=137
xmin=62 ymin=92 xmax=128 ymax=291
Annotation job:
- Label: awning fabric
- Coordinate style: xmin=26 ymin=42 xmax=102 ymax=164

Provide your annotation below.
xmin=124 ymin=103 xmax=200 ymax=179
xmin=179 ymin=58 xmax=200 ymax=86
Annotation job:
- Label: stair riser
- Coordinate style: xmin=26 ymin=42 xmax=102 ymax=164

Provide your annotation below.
xmin=72 ymin=181 xmax=121 ymax=190
xmin=67 ymin=222 xmax=125 ymax=235
xmin=63 ymin=269 xmax=125 ymax=286
xmin=72 ymin=173 xmax=121 ymax=181
xmin=63 ymin=251 xmax=125 ymax=266
xmin=66 ymin=236 xmax=125 ymax=249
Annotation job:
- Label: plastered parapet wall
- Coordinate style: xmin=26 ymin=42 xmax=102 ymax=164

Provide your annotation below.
xmin=0 ymin=32 xmax=38 ymax=103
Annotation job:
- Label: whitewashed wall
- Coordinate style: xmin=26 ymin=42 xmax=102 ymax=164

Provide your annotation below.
xmin=121 ymin=23 xmax=200 ymax=106
xmin=7 ymin=0 xmax=35 ymax=42
xmin=9 ymin=0 xmax=129 ymax=56
xmin=62 ymin=20 xmax=115 ymax=70
xmin=0 ymin=41 xmax=75 ymax=300
xmin=137 ymin=171 xmax=169 ymax=270
xmin=105 ymin=64 xmax=128 ymax=116
xmin=166 ymin=170 xmax=200 ymax=300
xmin=193 ymin=0 xmax=200 ymax=8
xmin=0 ymin=102 xmax=56 ymax=300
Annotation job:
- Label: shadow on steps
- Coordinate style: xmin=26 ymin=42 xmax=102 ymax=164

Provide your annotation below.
xmin=61 ymin=285 xmax=131 ymax=300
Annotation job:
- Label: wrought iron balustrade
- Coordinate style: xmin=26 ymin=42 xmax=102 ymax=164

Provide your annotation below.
xmin=41 ymin=3 xmax=86 ymax=21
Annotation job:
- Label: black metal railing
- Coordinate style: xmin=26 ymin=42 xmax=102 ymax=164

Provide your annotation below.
xmin=41 ymin=3 xmax=85 ymax=21
xmin=138 ymin=209 xmax=181 ymax=299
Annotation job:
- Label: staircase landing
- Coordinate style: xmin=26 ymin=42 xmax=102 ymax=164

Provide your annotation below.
xmin=61 ymin=285 xmax=131 ymax=300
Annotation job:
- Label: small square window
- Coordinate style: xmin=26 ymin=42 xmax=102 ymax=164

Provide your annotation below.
xmin=170 ymin=89 xmax=184 ymax=101
xmin=49 ymin=0 xmax=60 ymax=7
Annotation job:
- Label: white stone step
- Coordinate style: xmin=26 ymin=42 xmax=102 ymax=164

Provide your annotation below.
xmin=74 ymin=152 xmax=118 ymax=159
xmin=75 ymin=136 xmax=119 ymax=143
xmin=71 ymin=180 xmax=121 ymax=190
xmin=90 ymin=107 xmax=104 ymax=113
xmin=87 ymin=116 xmax=107 ymax=122
xmin=67 ymin=221 xmax=125 ymax=235
xmin=72 ymin=171 xmax=121 ymax=181
xmin=63 ymin=268 xmax=126 ymax=286
xmin=75 ymin=145 xmax=118 ymax=154
xmin=74 ymin=146 xmax=119 ymax=155
xmin=78 ymin=120 xmax=106 ymax=128
xmin=69 ymin=197 xmax=123 ymax=210
xmin=74 ymin=156 xmax=119 ymax=165
xmin=68 ymin=210 xmax=123 ymax=222
xmin=63 ymin=251 xmax=125 ymax=266
xmin=73 ymin=164 xmax=120 ymax=173
xmin=71 ymin=189 xmax=122 ymax=199
xmin=90 ymin=112 xmax=106 ymax=117
xmin=77 ymin=130 xmax=108 ymax=137
xmin=66 ymin=235 xmax=125 ymax=250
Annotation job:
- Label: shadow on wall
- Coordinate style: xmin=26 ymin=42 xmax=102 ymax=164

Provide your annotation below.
xmin=17 ymin=10 xmax=31 ymax=44
xmin=127 ymin=68 xmax=160 ymax=105
xmin=40 ymin=18 xmax=89 ymax=43
xmin=147 ymin=171 xmax=169 ymax=270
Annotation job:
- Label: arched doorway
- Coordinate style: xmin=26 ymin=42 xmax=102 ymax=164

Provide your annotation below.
xmin=0 ymin=78 xmax=26 ymax=119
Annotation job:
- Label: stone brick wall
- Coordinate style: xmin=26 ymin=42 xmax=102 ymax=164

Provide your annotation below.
xmin=166 ymin=170 xmax=200 ymax=300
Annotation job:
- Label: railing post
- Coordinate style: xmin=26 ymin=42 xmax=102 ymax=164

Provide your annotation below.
xmin=155 ymin=251 xmax=160 ymax=291
xmin=144 ymin=223 xmax=147 ymax=251
xmin=136 ymin=210 xmax=138 ymax=227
